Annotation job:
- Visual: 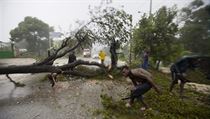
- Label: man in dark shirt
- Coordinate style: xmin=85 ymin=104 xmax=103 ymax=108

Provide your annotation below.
xmin=68 ymin=52 xmax=76 ymax=70
xmin=169 ymin=56 xmax=199 ymax=97
xmin=121 ymin=66 xmax=160 ymax=110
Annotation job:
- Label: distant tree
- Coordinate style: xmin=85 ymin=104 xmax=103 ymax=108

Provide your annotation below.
xmin=133 ymin=6 xmax=179 ymax=69
xmin=0 ymin=20 xmax=113 ymax=86
xmin=180 ymin=0 xmax=210 ymax=55
xmin=10 ymin=16 xmax=53 ymax=56
xmin=89 ymin=7 xmax=132 ymax=68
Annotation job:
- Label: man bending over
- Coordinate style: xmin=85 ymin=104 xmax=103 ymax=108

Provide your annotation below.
xmin=121 ymin=66 xmax=160 ymax=110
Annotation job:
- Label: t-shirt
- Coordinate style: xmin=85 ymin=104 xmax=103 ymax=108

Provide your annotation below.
xmin=99 ymin=51 xmax=106 ymax=60
xmin=171 ymin=57 xmax=195 ymax=73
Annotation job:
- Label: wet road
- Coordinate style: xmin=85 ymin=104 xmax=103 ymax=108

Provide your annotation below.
xmin=0 ymin=58 xmax=46 ymax=100
xmin=0 ymin=58 xmax=128 ymax=119
xmin=54 ymin=56 xmax=126 ymax=67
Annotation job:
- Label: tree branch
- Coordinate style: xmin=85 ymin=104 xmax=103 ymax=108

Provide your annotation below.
xmin=0 ymin=60 xmax=106 ymax=75
xmin=6 ymin=74 xmax=25 ymax=87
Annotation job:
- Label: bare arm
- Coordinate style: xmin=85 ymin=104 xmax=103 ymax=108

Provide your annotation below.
xmin=133 ymin=69 xmax=160 ymax=94
xmin=145 ymin=76 xmax=160 ymax=94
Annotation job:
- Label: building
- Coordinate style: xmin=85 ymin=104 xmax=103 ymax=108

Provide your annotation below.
xmin=0 ymin=41 xmax=14 ymax=58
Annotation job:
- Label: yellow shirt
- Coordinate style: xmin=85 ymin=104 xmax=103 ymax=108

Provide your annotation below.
xmin=99 ymin=51 xmax=106 ymax=60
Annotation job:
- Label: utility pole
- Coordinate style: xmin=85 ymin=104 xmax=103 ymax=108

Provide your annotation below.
xmin=129 ymin=33 xmax=132 ymax=65
xmin=129 ymin=16 xmax=133 ymax=66
xmin=149 ymin=0 xmax=152 ymax=16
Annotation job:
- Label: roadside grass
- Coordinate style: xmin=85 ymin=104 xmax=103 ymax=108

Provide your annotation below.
xmin=75 ymin=66 xmax=124 ymax=80
xmin=38 ymin=62 xmax=210 ymax=119
xmin=95 ymin=70 xmax=210 ymax=119
xmin=186 ymin=69 xmax=210 ymax=85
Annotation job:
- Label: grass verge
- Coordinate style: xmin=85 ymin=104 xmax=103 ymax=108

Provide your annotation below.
xmin=95 ymin=70 xmax=210 ymax=119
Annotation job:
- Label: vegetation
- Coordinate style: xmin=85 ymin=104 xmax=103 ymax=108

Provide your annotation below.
xmin=89 ymin=6 xmax=132 ymax=68
xmin=95 ymin=70 xmax=210 ymax=119
xmin=132 ymin=6 xmax=181 ymax=69
xmin=186 ymin=69 xmax=210 ymax=85
xmin=10 ymin=16 xmax=53 ymax=56
xmin=180 ymin=0 xmax=210 ymax=55
xmin=132 ymin=0 xmax=210 ymax=69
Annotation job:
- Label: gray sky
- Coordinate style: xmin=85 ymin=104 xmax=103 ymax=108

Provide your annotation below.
xmin=1 ymin=0 xmax=206 ymax=42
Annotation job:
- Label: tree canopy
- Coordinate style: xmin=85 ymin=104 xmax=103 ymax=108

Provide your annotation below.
xmin=89 ymin=6 xmax=132 ymax=68
xmin=133 ymin=6 xmax=179 ymax=68
xmin=180 ymin=0 xmax=210 ymax=55
xmin=10 ymin=16 xmax=53 ymax=55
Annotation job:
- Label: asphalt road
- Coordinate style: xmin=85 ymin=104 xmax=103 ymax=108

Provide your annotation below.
xmin=54 ymin=56 xmax=126 ymax=67
xmin=0 ymin=58 xmax=128 ymax=119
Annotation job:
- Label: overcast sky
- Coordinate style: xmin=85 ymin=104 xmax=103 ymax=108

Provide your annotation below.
xmin=1 ymin=0 xmax=208 ymax=42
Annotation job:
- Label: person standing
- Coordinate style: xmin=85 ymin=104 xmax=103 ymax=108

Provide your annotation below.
xmin=99 ymin=50 xmax=106 ymax=65
xmin=68 ymin=51 xmax=76 ymax=70
xmin=142 ymin=50 xmax=149 ymax=70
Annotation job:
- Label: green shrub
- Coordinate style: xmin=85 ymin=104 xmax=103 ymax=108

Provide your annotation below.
xmin=186 ymin=69 xmax=210 ymax=85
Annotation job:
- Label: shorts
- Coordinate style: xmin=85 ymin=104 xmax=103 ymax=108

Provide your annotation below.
xmin=131 ymin=82 xmax=152 ymax=99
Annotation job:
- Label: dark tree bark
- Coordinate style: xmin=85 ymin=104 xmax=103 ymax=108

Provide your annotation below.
xmin=156 ymin=60 xmax=161 ymax=70
xmin=1 ymin=59 xmax=110 ymax=87
xmin=0 ymin=60 xmax=107 ymax=75
xmin=110 ymin=40 xmax=118 ymax=69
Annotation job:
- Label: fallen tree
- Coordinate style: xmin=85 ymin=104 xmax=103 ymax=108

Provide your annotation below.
xmin=0 ymin=19 xmax=113 ymax=87
xmin=0 ymin=60 xmax=106 ymax=75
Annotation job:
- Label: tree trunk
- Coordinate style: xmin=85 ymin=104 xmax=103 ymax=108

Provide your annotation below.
xmin=110 ymin=41 xmax=118 ymax=68
xmin=0 ymin=60 xmax=106 ymax=75
xmin=156 ymin=60 xmax=161 ymax=70
xmin=0 ymin=65 xmax=60 ymax=74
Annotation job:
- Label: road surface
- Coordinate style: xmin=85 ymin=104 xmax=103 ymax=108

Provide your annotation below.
xmin=54 ymin=56 xmax=126 ymax=67
xmin=0 ymin=58 xmax=128 ymax=119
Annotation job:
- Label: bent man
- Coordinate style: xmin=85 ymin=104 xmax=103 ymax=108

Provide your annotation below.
xmin=121 ymin=66 xmax=160 ymax=110
xmin=169 ymin=56 xmax=199 ymax=97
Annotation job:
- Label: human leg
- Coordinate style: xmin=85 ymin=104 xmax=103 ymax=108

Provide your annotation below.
xmin=169 ymin=72 xmax=178 ymax=92
xmin=101 ymin=59 xmax=104 ymax=64
xmin=137 ymin=96 xmax=149 ymax=109
xmin=130 ymin=83 xmax=152 ymax=108
xmin=178 ymin=75 xmax=188 ymax=98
